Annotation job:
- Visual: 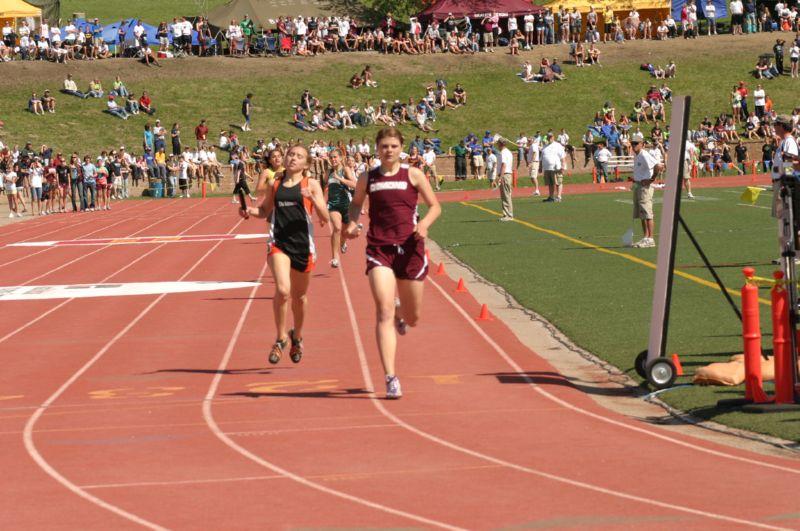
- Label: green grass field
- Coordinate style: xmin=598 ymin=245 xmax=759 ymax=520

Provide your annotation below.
xmin=429 ymin=187 xmax=800 ymax=441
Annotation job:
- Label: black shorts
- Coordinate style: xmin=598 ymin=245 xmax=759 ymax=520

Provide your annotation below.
xmin=731 ymin=14 xmax=744 ymax=25
xmin=366 ymin=238 xmax=428 ymax=280
xmin=271 ymin=243 xmax=315 ymax=273
xmin=327 ymin=202 xmax=349 ymax=224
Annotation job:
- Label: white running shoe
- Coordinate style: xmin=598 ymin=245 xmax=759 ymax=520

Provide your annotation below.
xmin=687 ymin=193 xmax=695 ymax=199
xmin=385 ymin=375 xmax=402 ymax=399
xmin=340 ymin=242 xmax=347 ymax=254
xmin=16 ymin=212 xmax=23 ymax=217
xmin=8 ymin=213 xmax=14 ymax=219
xmin=330 ymin=258 xmax=339 ymax=268
xmin=533 ymin=190 xmax=541 ymax=196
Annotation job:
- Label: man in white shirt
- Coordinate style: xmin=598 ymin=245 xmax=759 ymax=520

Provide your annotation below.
xmin=526 ymin=132 xmax=541 ymax=196
xmin=594 ymin=140 xmax=612 ymax=184
xmin=171 ymin=18 xmax=182 ymax=49
xmin=631 ymin=138 xmax=664 ymax=247
xmin=541 ymin=133 xmax=566 ymax=202
xmin=730 ymin=0 xmax=744 ymax=34
xmin=133 ymin=20 xmax=145 ymax=48
xmin=180 ymin=17 xmax=193 ymax=54
xmin=422 ymin=144 xmax=439 ymax=190
xmin=498 ymin=139 xmax=515 ymax=220
xmin=357 ymin=138 xmax=371 ymax=156
xmin=753 ymin=84 xmax=766 ymax=119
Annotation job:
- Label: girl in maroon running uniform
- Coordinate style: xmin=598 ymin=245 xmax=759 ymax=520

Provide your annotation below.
xmin=240 ymin=145 xmax=329 ymax=365
xmin=345 ymin=127 xmax=441 ymax=399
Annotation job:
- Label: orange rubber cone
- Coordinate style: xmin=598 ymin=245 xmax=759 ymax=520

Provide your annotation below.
xmin=462 ymin=192 xmax=470 ymax=201
xmin=435 ymin=262 xmax=446 ymax=276
xmin=455 ymin=278 xmax=468 ymax=293
xmin=476 ymin=304 xmax=493 ymax=321
xmin=671 ymin=353 xmax=684 ymax=376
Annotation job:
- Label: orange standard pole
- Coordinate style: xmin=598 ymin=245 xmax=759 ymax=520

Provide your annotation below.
xmin=202 ymin=180 xmax=207 ymax=199
xmin=512 ymin=169 xmax=517 ymax=189
xmin=772 ymin=271 xmax=795 ymax=404
xmin=592 ymin=166 xmax=597 ymax=184
xmin=741 ymin=268 xmax=770 ymax=403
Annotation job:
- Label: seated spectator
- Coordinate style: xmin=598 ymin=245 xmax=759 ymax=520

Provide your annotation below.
xmin=106 ymin=96 xmax=129 ymax=120
xmin=453 ymin=83 xmax=467 ymax=105
xmin=587 ymin=44 xmax=601 ymax=65
xmin=323 ymin=103 xmax=341 ymax=128
xmin=293 ymin=106 xmax=316 ymax=131
xmin=87 ymin=78 xmax=104 ymax=98
xmin=41 ymin=90 xmax=56 ymax=113
xmin=139 ymin=91 xmax=156 ymax=115
xmin=652 ymin=64 xmax=665 ymax=78
xmin=349 ymin=73 xmax=364 ymax=88
xmin=28 ymin=92 xmax=45 ymax=115
xmin=112 ymin=75 xmax=129 ymax=97
xmin=415 ymin=99 xmax=438 ymax=132
xmin=664 ymin=60 xmax=676 ymax=78
xmin=361 ymin=65 xmax=378 ymax=87
xmin=550 ymin=59 xmax=566 ymax=80
xmin=300 ymin=89 xmax=319 ymax=111
xmin=126 ymin=93 xmax=140 ymax=114
xmin=62 ymin=74 xmax=87 ymax=99
xmin=141 ymin=44 xmax=162 ymax=67
xmin=96 ymin=40 xmax=111 ymax=59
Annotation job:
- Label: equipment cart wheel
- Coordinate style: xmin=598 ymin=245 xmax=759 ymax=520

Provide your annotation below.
xmin=635 ymin=350 xmax=649 ymax=379
xmin=645 ymin=357 xmax=677 ymax=390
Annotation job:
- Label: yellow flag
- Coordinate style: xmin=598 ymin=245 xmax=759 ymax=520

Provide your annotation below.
xmin=740 ymin=187 xmax=762 ymax=205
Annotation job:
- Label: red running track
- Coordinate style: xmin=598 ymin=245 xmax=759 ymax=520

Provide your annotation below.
xmin=0 ymin=197 xmax=798 ymax=530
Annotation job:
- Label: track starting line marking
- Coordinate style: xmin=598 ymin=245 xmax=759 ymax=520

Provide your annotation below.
xmin=0 ymin=281 xmax=260 ymax=301
xmin=7 ymin=233 xmax=269 ymax=247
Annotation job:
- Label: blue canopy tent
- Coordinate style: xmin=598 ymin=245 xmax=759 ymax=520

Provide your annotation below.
xmin=672 ymin=0 xmax=727 ymax=20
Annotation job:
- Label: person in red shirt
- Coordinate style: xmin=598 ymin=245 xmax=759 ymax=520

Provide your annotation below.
xmin=738 ymin=81 xmax=750 ymax=118
xmin=195 ymin=119 xmax=209 ymax=149
xmin=138 ymin=91 xmax=156 ymax=115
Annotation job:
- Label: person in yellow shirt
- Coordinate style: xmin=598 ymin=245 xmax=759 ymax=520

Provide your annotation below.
xmin=255 ymin=149 xmax=284 ymax=195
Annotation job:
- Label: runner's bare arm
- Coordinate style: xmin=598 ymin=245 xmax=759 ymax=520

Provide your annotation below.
xmin=240 ymin=181 xmax=273 ymax=220
xmin=340 ymin=166 xmax=359 ymax=189
xmin=344 ymin=171 xmax=369 ymax=238
xmin=303 ymin=178 xmax=330 ymax=225
xmin=408 ymin=166 xmax=441 ymax=240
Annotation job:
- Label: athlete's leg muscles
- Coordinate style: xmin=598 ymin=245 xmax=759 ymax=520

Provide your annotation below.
xmin=369 ymin=266 xmax=398 ymax=376
xmin=396 ymin=278 xmax=424 ymax=327
xmin=268 ymin=252 xmax=292 ymax=341
xmin=329 ymin=210 xmax=342 ymax=260
xmin=289 ymin=268 xmax=311 ymax=339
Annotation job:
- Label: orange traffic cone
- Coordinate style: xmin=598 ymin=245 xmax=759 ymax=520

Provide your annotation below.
xmin=462 ymin=192 xmax=470 ymax=201
xmin=435 ymin=262 xmax=446 ymax=276
xmin=476 ymin=304 xmax=493 ymax=321
xmin=455 ymin=278 xmax=468 ymax=293
xmin=671 ymin=353 xmax=684 ymax=376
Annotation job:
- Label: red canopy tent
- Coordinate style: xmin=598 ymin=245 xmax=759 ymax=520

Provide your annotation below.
xmin=418 ymin=0 xmax=544 ymax=20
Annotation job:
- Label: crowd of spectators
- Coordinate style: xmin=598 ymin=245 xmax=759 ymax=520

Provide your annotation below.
xmin=3 ymin=2 xmax=800 ymax=64
xmin=292 ymin=79 xmax=466 ymax=134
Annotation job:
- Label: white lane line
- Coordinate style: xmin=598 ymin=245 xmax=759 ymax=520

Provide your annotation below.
xmin=0 ymin=198 xmax=145 ymax=243
xmin=335 ymin=265 xmax=791 ymax=530
xmin=0 ymin=200 xmax=162 ymax=269
xmin=0 ymin=202 xmax=217 ymax=348
xmin=202 ymin=261 xmax=467 ymax=531
xmin=427 ymin=277 xmax=800 ymax=476
xmin=22 ymin=213 xmax=244 ymax=531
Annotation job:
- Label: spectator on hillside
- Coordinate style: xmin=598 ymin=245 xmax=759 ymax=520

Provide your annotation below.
xmin=41 ymin=90 xmax=56 ymax=113
xmin=112 ymin=75 xmax=129 ymax=97
xmin=28 ymin=92 xmax=45 ymax=115
xmin=87 ymin=78 xmax=104 ymax=98
xmin=139 ymin=91 xmax=156 ymax=115
xmin=106 ymin=96 xmax=129 ymax=119
xmin=62 ymin=74 xmax=87 ymax=98
xmin=126 ymin=93 xmax=140 ymax=114
xmin=195 ymin=119 xmax=209 ymax=148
